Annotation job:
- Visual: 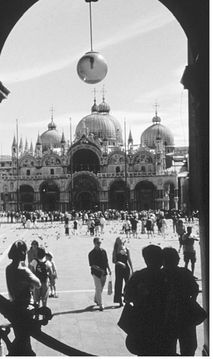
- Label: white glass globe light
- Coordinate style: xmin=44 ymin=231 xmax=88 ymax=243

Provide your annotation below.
xmin=77 ymin=51 xmax=108 ymax=84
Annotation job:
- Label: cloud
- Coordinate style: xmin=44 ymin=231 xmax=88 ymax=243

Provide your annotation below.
xmin=0 ymin=12 xmax=174 ymax=84
xmin=97 ymin=13 xmax=174 ymax=50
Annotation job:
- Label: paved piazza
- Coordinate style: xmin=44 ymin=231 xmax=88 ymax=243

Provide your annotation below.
xmin=0 ymin=218 xmax=204 ymax=356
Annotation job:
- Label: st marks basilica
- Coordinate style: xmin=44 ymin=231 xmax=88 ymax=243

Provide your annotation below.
xmin=0 ymin=95 xmax=188 ymax=213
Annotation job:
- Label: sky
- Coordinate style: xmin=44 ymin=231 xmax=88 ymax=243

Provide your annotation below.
xmin=0 ymin=0 xmax=188 ymax=155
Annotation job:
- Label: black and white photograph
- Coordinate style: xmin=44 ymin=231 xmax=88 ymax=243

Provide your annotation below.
xmin=0 ymin=0 xmax=209 ymax=356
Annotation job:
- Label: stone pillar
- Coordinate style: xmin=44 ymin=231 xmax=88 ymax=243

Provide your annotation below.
xmin=181 ymin=44 xmax=209 ymax=354
xmin=155 ymin=188 xmax=164 ymax=210
xmin=174 ymin=187 xmax=179 ymax=210
xmin=164 ymin=193 xmax=170 ymax=211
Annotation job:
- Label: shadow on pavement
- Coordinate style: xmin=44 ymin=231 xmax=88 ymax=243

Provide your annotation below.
xmin=52 ymin=305 xmax=117 ymax=317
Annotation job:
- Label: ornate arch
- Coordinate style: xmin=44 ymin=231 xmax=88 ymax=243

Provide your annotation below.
xmin=19 ymin=154 xmax=35 ymax=168
xmin=41 ymin=153 xmax=62 ymax=167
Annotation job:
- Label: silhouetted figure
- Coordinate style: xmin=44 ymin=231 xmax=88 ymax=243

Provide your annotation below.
xmin=161 ymin=247 xmax=199 ymax=356
xmin=6 ymin=240 xmax=41 ymax=355
xmin=123 ymin=245 xmax=165 ymax=356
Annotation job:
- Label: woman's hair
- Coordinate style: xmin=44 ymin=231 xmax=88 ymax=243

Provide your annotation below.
xmin=112 ymin=237 xmax=125 ymax=262
xmin=8 ymin=240 xmax=27 ymax=261
xmin=37 ymin=247 xmax=46 ymax=260
xmin=113 ymin=237 xmax=123 ymax=253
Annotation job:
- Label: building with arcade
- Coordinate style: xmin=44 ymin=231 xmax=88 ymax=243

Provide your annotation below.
xmin=0 ymin=96 xmax=188 ymax=213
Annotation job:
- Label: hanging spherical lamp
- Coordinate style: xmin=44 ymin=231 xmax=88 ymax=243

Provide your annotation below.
xmin=77 ymin=51 xmax=107 ymax=84
xmin=77 ymin=0 xmax=108 ymax=84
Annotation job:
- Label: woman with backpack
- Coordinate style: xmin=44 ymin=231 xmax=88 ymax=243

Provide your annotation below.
xmin=30 ymin=247 xmax=53 ymax=308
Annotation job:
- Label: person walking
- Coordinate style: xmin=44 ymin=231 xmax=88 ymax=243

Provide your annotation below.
xmin=6 ymin=240 xmax=41 ymax=355
xmin=64 ymin=215 xmax=70 ymax=235
xmin=46 ymin=251 xmax=58 ymax=298
xmin=112 ymin=237 xmax=133 ymax=307
xmin=145 ymin=216 xmax=153 ymax=238
xmin=161 ymin=247 xmax=200 ymax=356
xmin=180 ymin=226 xmax=199 ymax=276
xmin=88 ymin=237 xmax=111 ymax=311
xmin=176 ymin=219 xmax=186 ymax=251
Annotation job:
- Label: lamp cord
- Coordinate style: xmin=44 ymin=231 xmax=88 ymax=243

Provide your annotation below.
xmin=89 ymin=2 xmax=93 ymax=51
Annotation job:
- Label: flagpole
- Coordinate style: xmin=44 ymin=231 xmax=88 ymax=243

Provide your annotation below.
xmin=70 ymin=117 xmax=73 ymax=210
xmin=16 ymin=119 xmax=19 ymax=212
xmin=124 ymin=118 xmax=128 ymax=211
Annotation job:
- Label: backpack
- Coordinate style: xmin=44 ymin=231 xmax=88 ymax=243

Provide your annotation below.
xmin=35 ymin=259 xmax=48 ymax=283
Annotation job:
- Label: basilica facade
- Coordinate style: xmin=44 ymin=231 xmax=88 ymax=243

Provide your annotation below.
xmin=0 ymin=97 xmax=188 ymax=213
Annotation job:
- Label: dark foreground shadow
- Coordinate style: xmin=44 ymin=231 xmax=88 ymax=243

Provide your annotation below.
xmin=53 ymin=305 xmax=116 ymax=317
xmin=0 ymin=295 xmax=95 ymax=356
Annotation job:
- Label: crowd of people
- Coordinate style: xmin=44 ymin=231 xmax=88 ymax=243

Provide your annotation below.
xmin=3 ymin=206 xmax=202 ymax=356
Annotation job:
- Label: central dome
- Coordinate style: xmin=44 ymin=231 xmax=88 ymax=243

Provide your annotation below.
xmin=75 ymin=97 xmax=123 ymax=145
xmin=76 ymin=113 xmax=116 ymax=142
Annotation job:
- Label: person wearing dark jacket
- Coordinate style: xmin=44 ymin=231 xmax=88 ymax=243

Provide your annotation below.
xmin=88 ymin=237 xmax=111 ymax=311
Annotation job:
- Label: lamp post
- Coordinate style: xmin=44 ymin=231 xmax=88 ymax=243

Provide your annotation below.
xmin=77 ymin=0 xmax=108 ymax=84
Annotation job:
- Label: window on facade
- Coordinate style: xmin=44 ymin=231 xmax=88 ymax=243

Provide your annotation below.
xmin=26 ymin=169 xmax=30 ymax=176
xmin=141 ymin=166 xmax=146 ymax=173
xmin=50 ymin=169 xmax=54 ymax=175
xmin=116 ymin=166 xmax=120 ymax=173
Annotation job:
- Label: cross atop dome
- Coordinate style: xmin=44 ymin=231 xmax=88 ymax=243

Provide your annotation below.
xmin=99 ymin=85 xmax=110 ymax=113
xmin=152 ymin=101 xmax=161 ymax=124
xmin=101 ymin=84 xmax=106 ymax=101
xmin=48 ymin=105 xmax=56 ymax=130
xmin=154 ymin=101 xmax=160 ymax=116
xmin=91 ymin=88 xmax=98 ymax=113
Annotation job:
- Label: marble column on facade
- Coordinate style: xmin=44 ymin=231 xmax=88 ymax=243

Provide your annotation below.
xmin=163 ymin=193 xmax=170 ymax=211
xmin=155 ymin=187 xmax=164 ymax=210
xmin=34 ymin=192 xmax=40 ymax=210
xmin=174 ymin=187 xmax=179 ymax=210
xmin=100 ymin=191 xmax=108 ymax=212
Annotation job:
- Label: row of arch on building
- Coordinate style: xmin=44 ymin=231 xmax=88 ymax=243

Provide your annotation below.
xmin=3 ymin=175 xmax=178 ymax=212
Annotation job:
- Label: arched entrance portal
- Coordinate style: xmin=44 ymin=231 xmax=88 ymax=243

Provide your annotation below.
xmin=19 ymin=185 xmax=34 ymax=211
xmin=135 ymin=181 xmax=156 ymax=210
xmin=40 ymin=181 xmax=60 ymax=211
xmin=109 ymin=180 xmax=129 ymax=210
xmin=72 ymin=149 xmax=100 ymax=174
xmin=71 ymin=174 xmax=99 ymax=210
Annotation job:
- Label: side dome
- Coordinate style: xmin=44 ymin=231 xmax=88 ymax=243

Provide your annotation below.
xmin=40 ymin=120 xmax=61 ymax=151
xmin=75 ymin=113 xmax=117 ymax=142
xmin=140 ymin=113 xmax=174 ymax=149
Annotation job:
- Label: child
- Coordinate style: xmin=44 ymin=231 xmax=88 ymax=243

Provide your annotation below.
xmin=46 ymin=251 xmax=58 ymax=298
